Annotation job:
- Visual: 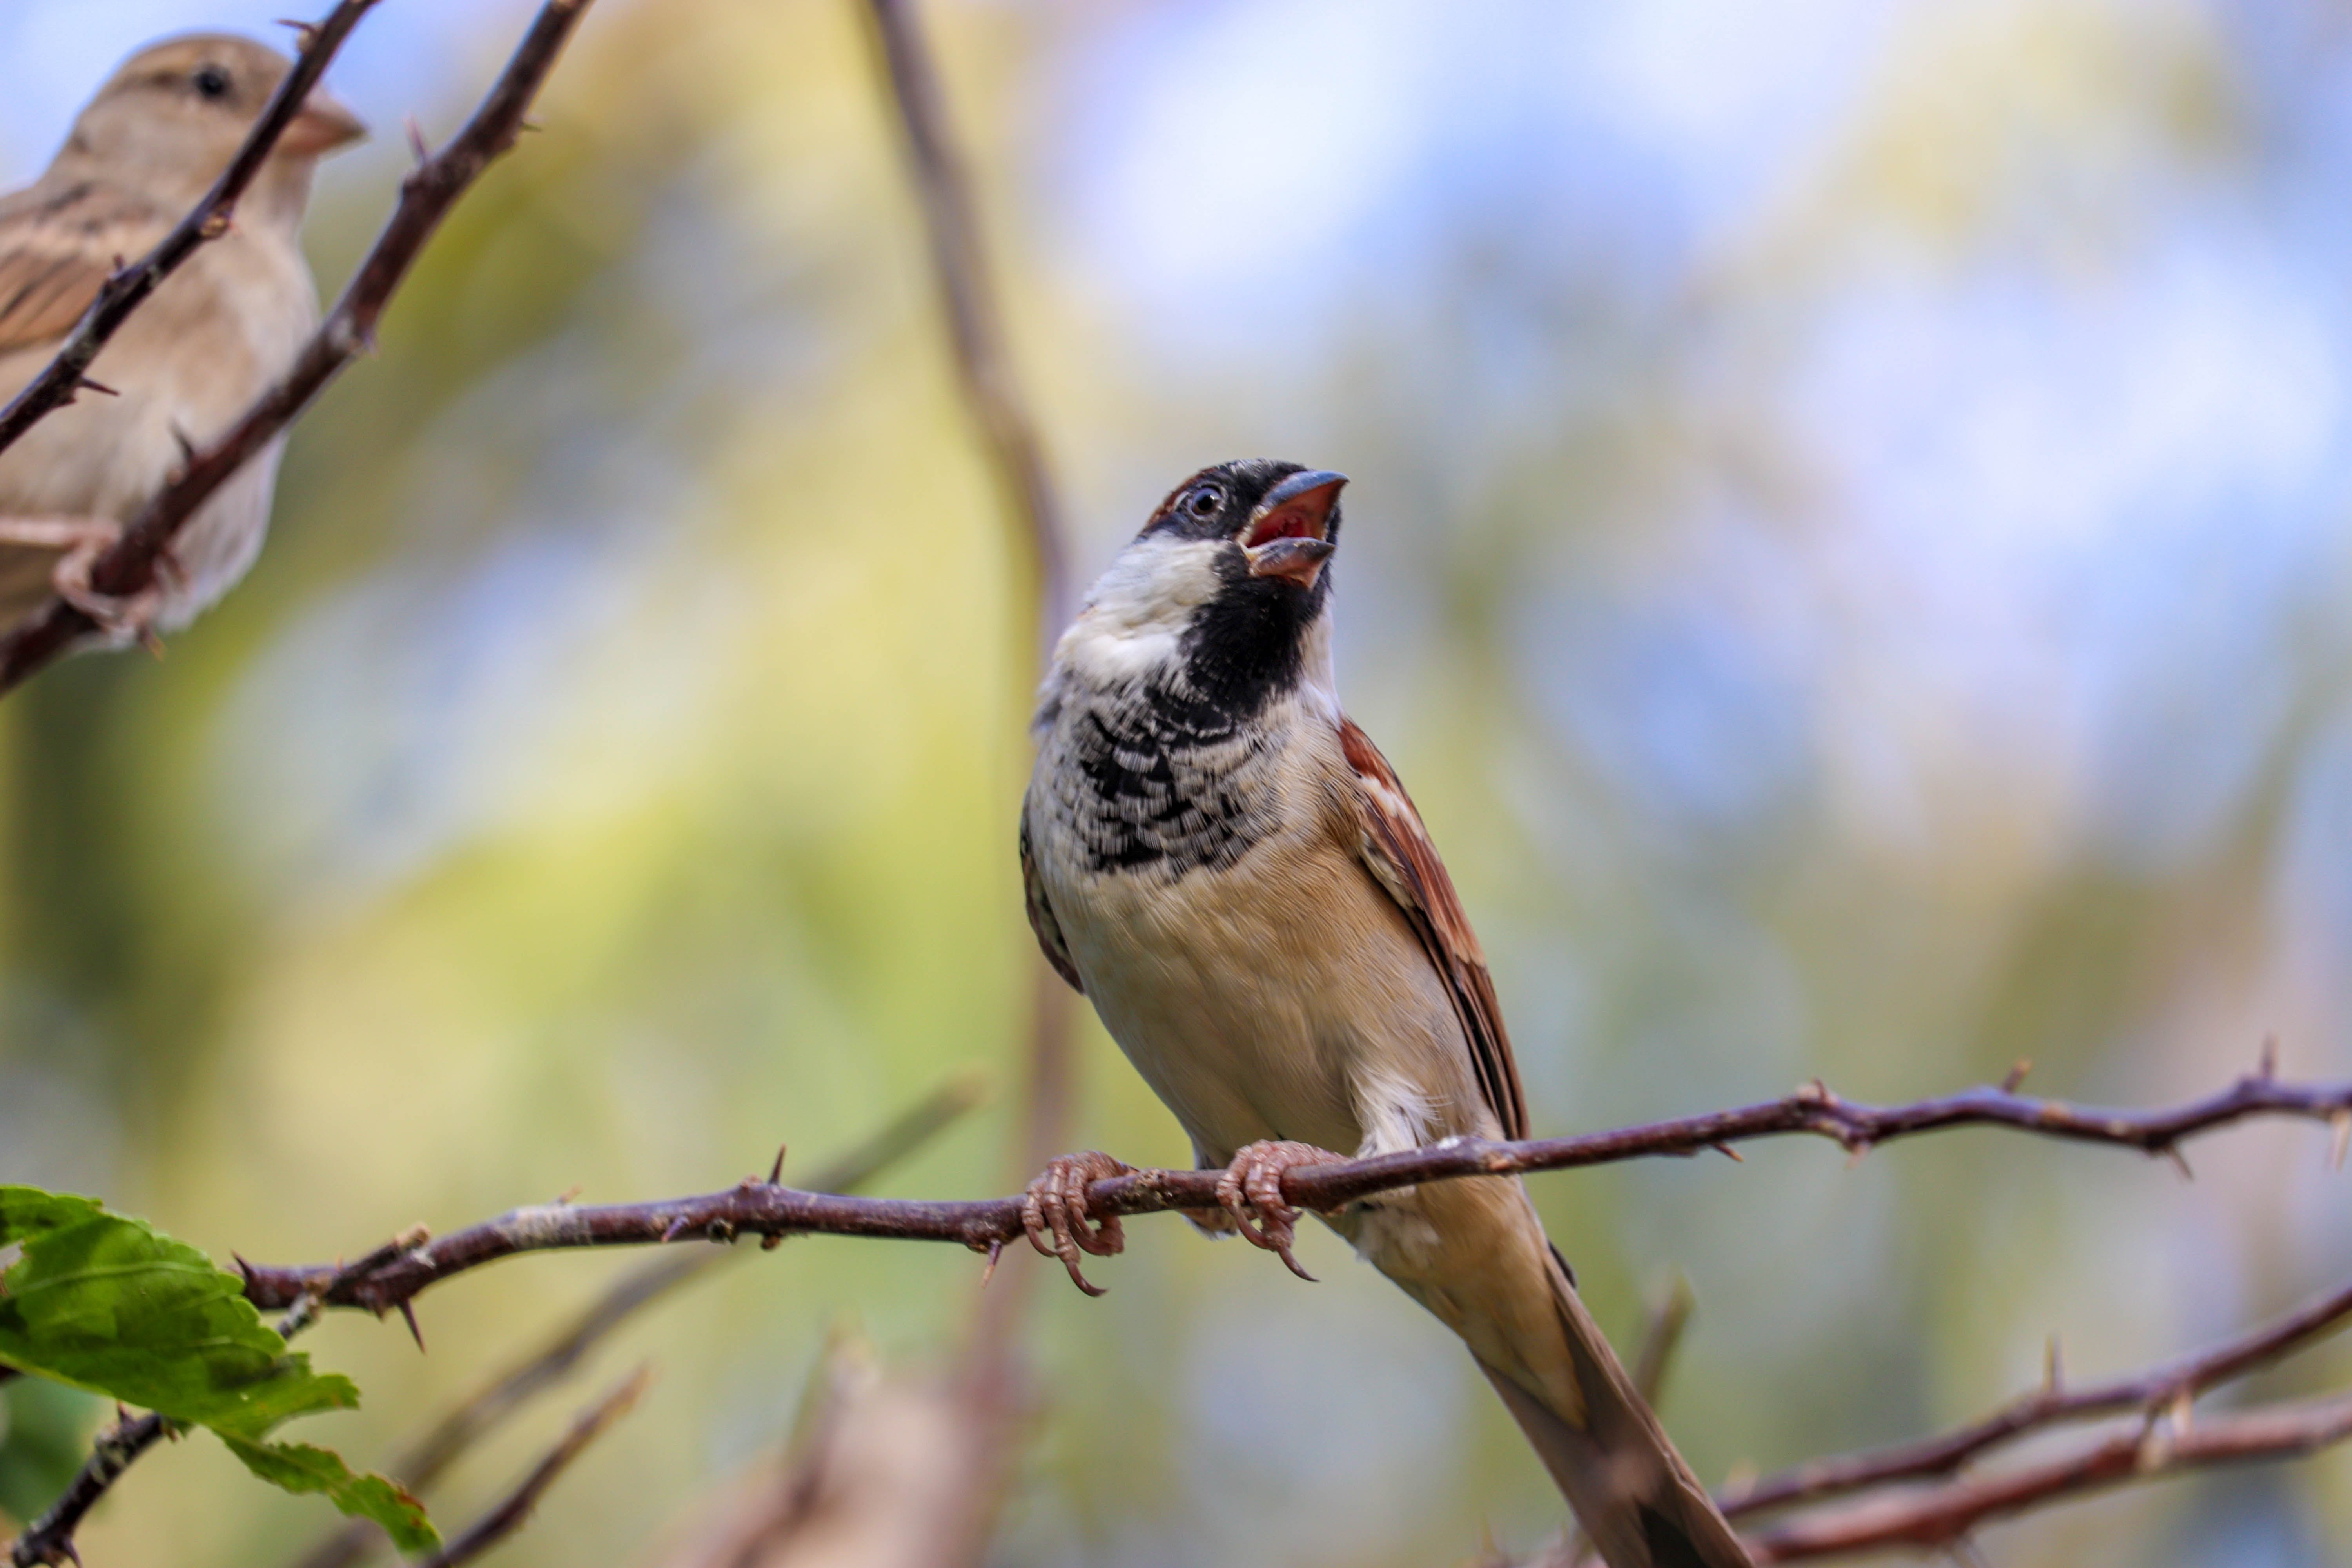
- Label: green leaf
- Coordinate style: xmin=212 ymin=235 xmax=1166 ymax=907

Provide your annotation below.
xmin=219 ymin=1436 xmax=437 ymax=1552
xmin=0 ymin=1187 xmax=347 ymax=1437
xmin=0 ymin=1188 xmax=436 ymax=1547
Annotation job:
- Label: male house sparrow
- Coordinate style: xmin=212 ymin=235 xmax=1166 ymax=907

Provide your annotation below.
xmin=0 ymin=34 xmax=363 ymax=646
xmin=1020 ymin=462 xmax=1751 ymax=1568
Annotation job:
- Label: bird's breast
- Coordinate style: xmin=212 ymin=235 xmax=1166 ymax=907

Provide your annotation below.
xmin=1029 ymin=686 xmax=1474 ymax=1161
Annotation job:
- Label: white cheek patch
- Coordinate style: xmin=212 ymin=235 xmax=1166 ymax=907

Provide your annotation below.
xmin=1053 ymin=535 xmax=1227 ymax=686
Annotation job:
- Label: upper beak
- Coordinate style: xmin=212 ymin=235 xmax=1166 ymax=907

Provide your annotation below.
xmin=278 ymin=90 xmax=367 ymax=158
xmin=1243 ymin=469 xmax=1346 ymax=590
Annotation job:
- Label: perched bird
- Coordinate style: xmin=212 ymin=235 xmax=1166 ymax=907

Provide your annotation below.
xmin=1019 ymin=461 xmax=1752 ymax=1568
xmin=0 ymin=33 xmax=363 ymax=647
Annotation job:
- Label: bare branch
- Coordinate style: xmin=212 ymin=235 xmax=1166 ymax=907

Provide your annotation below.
xmin=0 ymin=0 xmax=599 ymax=694
xmin=280 ymin=1076 xmax=984 ymax=1568
xmin=0 ymin=0 xmax=381 ymax=461
xmin=7 ymin=1412 xmax=169 ymax=1568
xmin=1722 ymin=1274 xmax=2352 ymax=1518
xmin=1631 ymin=1273 xmax=1696 ymax=1410
xmin=236 ymin=1069 xmax=2352 ymax=1316
xmin=862 ymin=0 xmax=1070 ymax=644
xmin=411 ymin=1368 xmax=650 ymax=1568
xmin=1748 ymin=1390 xmax=2352 ymax=1561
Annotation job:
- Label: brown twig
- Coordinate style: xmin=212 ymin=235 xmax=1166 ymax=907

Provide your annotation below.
xmin=1631 ymin=1273 xmax=1696 ymax=1410
xmin=0 ymin=0 xmax=598 ymax=693
xmin=1723 ymin=1273 xmax=2352 ymax=1519
xmin=861 ymin=4 xmax=1075 ymax=1563
xmin=234 ymin=1069 xmax=2352 ymax=1317
xmin=279 ymin=1075 xmax=984 ymax=1568
xmin=7 ymin=1412 xmax=170 ymax=1568
xmin=410 ymin=1367 xmax=650 ymax=1568
xmin=0 ymin=0 xmax=381 ymax=461
xmin=862 ymin=0 xmax=1070 ymax=646
xmin=1747 ymin=1390 xmax=2352 ymax=1561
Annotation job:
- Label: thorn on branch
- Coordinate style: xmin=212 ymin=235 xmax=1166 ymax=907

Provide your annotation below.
xmin=2259 ymin=1035 xmax=2279 ymax=1080
xmin=399 ymin=1300 xmax=426 ymax=1353
xmin=2001 ymin=1058 xmax=2032 ymax=1094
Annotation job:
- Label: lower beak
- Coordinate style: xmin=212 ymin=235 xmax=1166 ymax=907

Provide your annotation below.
xmin=278 ymin=92 xmax=367 ymax=157
xmin=1246 ymin=536 xmax=1336 ymax=589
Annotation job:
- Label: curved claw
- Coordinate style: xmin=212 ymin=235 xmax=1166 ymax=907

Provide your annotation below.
xmin=1213 ymin=1141 xmax=1345 ymax=1283
xmin=1019 ymin=1150 xmax=1134 ymax=1297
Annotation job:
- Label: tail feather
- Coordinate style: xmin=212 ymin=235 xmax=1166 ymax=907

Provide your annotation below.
xmin=1337 ymin=1176 xmax=1750 ymax=1568
xmin=1478 ymin=1267 xmax=1749 ymax=1568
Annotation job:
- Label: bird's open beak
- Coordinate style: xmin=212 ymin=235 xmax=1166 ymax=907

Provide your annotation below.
xmin=278 ymin=91 xmax=367 ymax=157
xmin=1242 ymin=469 xmax=1345 ymax=590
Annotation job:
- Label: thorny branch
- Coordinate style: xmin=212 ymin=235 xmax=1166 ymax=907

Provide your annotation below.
xmin=0 ymin=0 xmax=599 ymax=694
xmin=1722 ymin=1273 xmax=2352 ymax=1518
xmin=236 ymin=1067 xmax=2352 ymax=1316
xmin=1745 ymin=1390 xmax=2352 ymax=1561
xmin=281 ymin=1075 xmax=983 ymax=1568
xmin=0 ymin=0 xmax=381 ymax=461
xmin=1483 ymin=1165 xmax=2352 ymax=1565
xmin=1524 ymin=1385 xmax=2352 ymax=1567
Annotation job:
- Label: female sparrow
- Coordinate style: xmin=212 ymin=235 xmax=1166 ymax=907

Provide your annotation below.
xmin=1019 ymin=461 xmax=1751 ymax=1568
xmin=0 ymin=34 xmax=363 ymax=648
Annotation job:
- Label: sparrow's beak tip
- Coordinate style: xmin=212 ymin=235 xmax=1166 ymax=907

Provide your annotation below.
xmin=281 ymin=93 xmax=367 ymax=156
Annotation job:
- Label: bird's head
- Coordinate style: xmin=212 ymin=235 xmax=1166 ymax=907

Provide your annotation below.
xmin=64 ymin=34 xmax=365 ymax=216
xmin=1050 ymin=459 xmax=1348 ymax=718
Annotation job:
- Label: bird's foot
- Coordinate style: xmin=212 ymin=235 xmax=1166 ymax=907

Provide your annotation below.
xmin=1019 ymin=1150 xmax=1134 ymax=1297
xmin=1215 ymin=1140 xmax=1348 ymax=1282
xmin=0 ymin=517 xmax=164 ymax=650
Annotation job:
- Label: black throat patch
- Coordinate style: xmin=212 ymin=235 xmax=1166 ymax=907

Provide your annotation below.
xmin=1051 ymin=673 xmax=1284 ymax=878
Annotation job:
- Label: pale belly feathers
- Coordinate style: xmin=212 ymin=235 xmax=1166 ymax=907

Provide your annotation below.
xmin=1028 ymin=694 xmax=1493 ymax=1170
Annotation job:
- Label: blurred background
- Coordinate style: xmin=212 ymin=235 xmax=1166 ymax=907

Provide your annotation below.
xmin=4 ymin=0 xmax=2352 ymax=1564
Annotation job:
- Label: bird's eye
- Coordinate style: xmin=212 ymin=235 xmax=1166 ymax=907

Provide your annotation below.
xmin=191 ymin=65 xmax=232 ymax=101
xmin=1186 ymin=485 xmax=1223 ymax=519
